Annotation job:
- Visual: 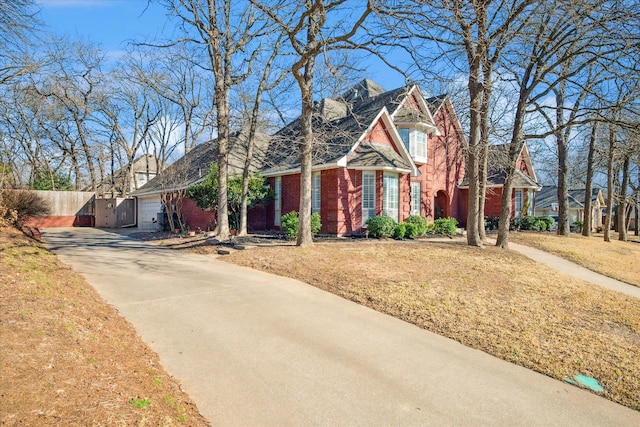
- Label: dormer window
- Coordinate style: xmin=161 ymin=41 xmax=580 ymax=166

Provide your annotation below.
xmin=398 ymin=127 xmax=427 ymax=163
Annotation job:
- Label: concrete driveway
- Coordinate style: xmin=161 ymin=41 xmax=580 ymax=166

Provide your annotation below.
xmin=43 ymin=227 xmax=640 ymax=426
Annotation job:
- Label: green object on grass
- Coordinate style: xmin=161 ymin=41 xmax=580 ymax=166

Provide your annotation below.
xmin=564 ymin=374 xmax=604 ymax=393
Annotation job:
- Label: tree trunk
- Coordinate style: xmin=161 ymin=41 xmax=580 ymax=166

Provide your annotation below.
xmin=582 ymin=123 xmax=597 ymax=236
xmin=465 ymin=77 xmax=482 ymax=247
xmin=555 ymin=96 xmax=570 ymax=236
xmin=603 ymin=123 xmax=614 ymax=242
xmin=296 ymin=58 xmax=315 ymax=247
xmin=618 ymin=153 xmax=630 ymax=241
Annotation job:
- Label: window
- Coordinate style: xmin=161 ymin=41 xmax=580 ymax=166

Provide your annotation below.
xmin=383 ymin=173 xmax=399 ymax=222
xmin=515 ymin=189 xmax=523 ymax=218
xmin=312 ymin=171 xmax=321 ymax=214
xmin=398 ymin=128 xmax=410 ymax=151
xmin=527 ymin=190 xmax=534 ymax=216
xmin=274 ymin=177 xmax=281 ymax=226
xmin=411 ymin=129 xmax=427 ymax=162
xmin=398 ymin=128 xmax=427 ymax=163
xmin=410 ymin=182 xmax=421 ymax=216
xmin=362 ymin=171 xmax=376 ymax=225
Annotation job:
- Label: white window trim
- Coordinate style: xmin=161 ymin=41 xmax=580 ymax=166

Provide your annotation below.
xmin=362 ymin=171 xmax=376 ymax=226
xmin=397 ymin=127 xmax=427 ymax=164
xmin=410 ymin=182 xmax=421 ymax=216
xmin=383 ymin=173 xmax=399 ymax=222
xmin=312 ymin=171 xmax=321 ymax=214
xmin=274 ymin=177 xmax=281 ymax=226
xmin=515 ymin=189 xmax=523 ymax=218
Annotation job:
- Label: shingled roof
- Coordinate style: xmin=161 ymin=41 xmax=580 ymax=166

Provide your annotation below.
xmin=459 ymin=144 xmax=540 ymax=189
xmin=132 ymin=132 xmax=269 ymax=196
xmin=260 ymin=81 xmax=417 ymax=175
xmin=535 ymin=186 xmax=603 ymax=210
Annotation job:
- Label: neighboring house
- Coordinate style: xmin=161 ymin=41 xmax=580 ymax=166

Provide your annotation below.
xmin=258 ymin=79 xmax=467 ymax=235
xmin=459 ymin=143 xmax=541 ymax=223
xmin=131 ymin=133 xmax=269 ymax=231
xmin=535 ymin=186 xmax=606 ymax=230
xmin=93 ymin=154 xmax=160 ymax=197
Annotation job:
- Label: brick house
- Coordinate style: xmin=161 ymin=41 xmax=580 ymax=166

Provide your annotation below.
xmin=458 ymin=143 xmax=541 ymax=224
xmin=134 ymin=79 xmax=539 ymax=235
xmin=259 ymin=79 xmax=467 ymax=235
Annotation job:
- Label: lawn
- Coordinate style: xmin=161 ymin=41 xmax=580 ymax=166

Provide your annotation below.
xmin=217 ymin=237 xmax=640 ymax=411
xmin=509 ymin=231 xmax=640 ymax=287
xmin=0 ymin=227 xmax=208 ymax=426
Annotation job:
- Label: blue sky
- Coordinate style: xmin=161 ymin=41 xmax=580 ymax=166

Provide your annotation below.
xmin=37 ymin=0 xmax=175 ymax=60
xmin=35 ymin=0 xmax=407 ymax=89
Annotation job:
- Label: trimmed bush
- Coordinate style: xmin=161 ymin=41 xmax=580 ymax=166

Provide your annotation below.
xmin=540 ymin=216 xmax=555 ymax=231
xmin=433 ymin=217 xmax=458 ymax=237
xmin=405 ymin=215 xmax=429 ymax=236
xmin=404 ymin=222 xmax=419 ymax=239
xmin=393 ymin=222 xmax=406 ymax=239
xmin=366 ymin=215 xmax=396 ymax=238
xmin=281 ymin=211 xmax=322 ymax=240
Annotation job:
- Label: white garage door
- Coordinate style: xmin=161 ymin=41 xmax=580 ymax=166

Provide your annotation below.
xmin=137 ymin=195 xmax=162 ymax=231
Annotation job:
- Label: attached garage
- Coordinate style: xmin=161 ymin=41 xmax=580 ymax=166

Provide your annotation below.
xmin=137 ymin=194 xmax=162 ymax=231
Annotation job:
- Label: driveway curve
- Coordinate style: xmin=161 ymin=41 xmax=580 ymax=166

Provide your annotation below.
xmin=43 ymin=227 xmax=640 ymax=426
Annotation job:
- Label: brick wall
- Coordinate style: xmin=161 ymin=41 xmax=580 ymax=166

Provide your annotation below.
xmin=179 ymin=197 xmax=217 ymax=231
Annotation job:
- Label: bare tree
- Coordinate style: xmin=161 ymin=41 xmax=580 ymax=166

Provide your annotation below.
xmin=491 ymin=0 xmax=633 ymax=248
xmin=384 ymin=0 xmax=540 ymax=247
xmin=156 ymin=0 xmax=270 ymax=239
xmin=252 ymin=0 xmax=374 ymax=246
xmin=33 ymin=38 xmax=105 ymax=190
xmin=0 ymin=0 xmax=39 ymax=86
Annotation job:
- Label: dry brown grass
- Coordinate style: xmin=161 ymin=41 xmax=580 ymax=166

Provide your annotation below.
xmin=0 ymin=227 xmax=209 ymax=426
xmin=509 ymin=232 xmax=640 ymax=287
xmin=221 ymin=239 xmax=640 ymax=411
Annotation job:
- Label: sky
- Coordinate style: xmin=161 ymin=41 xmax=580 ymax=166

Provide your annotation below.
xmin=35 ymin=0 xmax=408 ymax=90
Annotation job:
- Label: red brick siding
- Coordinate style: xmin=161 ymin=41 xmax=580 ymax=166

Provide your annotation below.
xmin=179 ymin=197 xmax=217 ymax=231
xmin=412 ymin=100 xmax=466 ymax=223
xmin=364 ymin=120 xmax=399 ymax=154
xmin=24 ymin=215 xmax=94 ymax=228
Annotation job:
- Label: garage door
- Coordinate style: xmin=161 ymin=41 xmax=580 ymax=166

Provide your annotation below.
xmin=137 ymin=195 xmax=162 ymax=231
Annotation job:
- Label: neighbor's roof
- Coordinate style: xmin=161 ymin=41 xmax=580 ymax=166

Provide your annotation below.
xmin=131 ymin=132 xmax=270 ymax=196
xmin=535 ymin=186 xmax=603 ymax=210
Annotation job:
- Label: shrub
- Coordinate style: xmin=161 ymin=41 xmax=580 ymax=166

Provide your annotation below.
xmin=280 ymin=211 xmax=322 ymax=240
xmin=404 ymin=222 xmax=419 ymax=239
xmin=0 ymin=190 xmax=50 ymax=227
xmin=485 ymin=216 xmax=500 ymax=231
xmin=405 ymin=215 xmax=429 ymax=236
xmin=393 ymin=222 xmax=406 ymax=239
xmin=366 ymin=215 xmax=396 ymax=238
xmin=573 ymin=220 xmax=583 ymax=232
xmin=520 ymin=216 xmax=542 ymax=231
xmin=540 ymin=215 xmax=555 ymax=231
xmin=433 ymin=217 xmax=458 ymax=237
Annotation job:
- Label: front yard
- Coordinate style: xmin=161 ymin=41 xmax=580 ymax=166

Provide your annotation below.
xmin=209 ymin=236 xmax=640 ymax=411
xmin=509 ymin=231 xmax=640 ymax=287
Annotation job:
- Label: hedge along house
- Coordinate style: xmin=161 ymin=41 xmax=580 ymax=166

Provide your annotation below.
xmin=458 ymin=143 xmax=541 ymax=224
xmin=131 ymin=132 xmax=270 ymax=231
xmin=259 ymin=79 xmax=467 ymax=235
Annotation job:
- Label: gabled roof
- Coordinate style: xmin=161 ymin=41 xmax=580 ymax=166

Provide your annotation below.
xmin=131 ymin=132 xmax=269 ymax=196
xmin=261 ymin=80 xmax=434 ymax=176
xmin=92 ymin=154 xmax=160 ymax=196
xmin=459 ymin=143 xmax=540 ymax=189
xmin=535 ymin=186 xmax=605 ymax=210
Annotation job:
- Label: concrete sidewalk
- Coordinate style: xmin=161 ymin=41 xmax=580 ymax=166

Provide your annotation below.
xmin=485 ymin=239 xmax=640 ymax=299
xmin=43 ymin=228 xmax=640 ymax=426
